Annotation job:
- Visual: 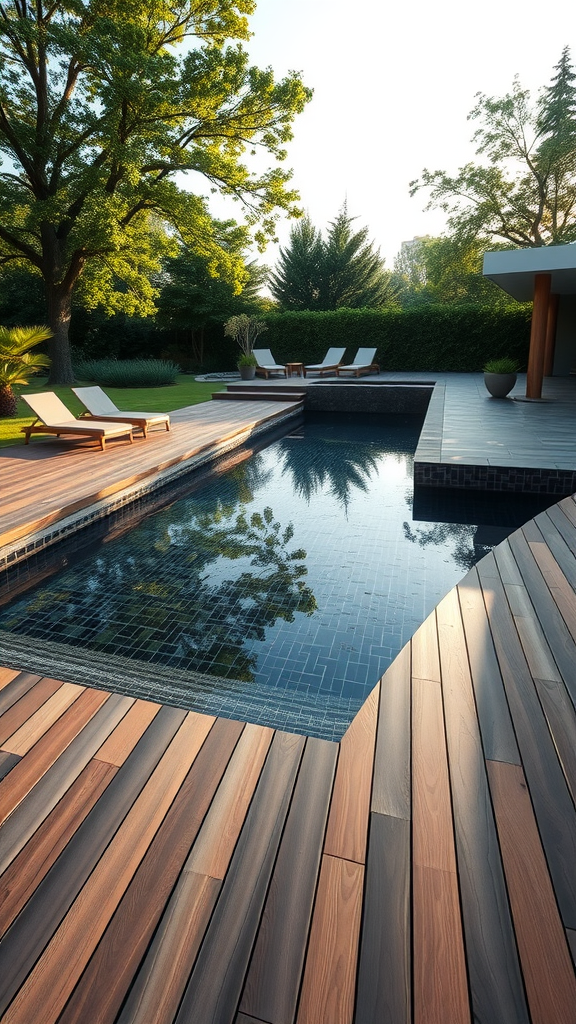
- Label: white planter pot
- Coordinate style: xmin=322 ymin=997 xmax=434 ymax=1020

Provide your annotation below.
xmin=484 ymin=372 xmax=517 ymax=398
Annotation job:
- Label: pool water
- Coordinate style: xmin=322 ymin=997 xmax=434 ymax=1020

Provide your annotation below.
xmin=0 ymin=413 xmax=551 ymax=738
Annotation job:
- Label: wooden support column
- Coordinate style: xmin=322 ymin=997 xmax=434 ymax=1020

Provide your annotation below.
xmin=526 ymin=273 xmax=551 ymax=399
xmin=543 ymin=293 xmax=559 ymax=377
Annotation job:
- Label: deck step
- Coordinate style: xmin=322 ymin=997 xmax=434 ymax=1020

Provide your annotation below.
xmin=212 ymin=391 xmax=305 ymax=403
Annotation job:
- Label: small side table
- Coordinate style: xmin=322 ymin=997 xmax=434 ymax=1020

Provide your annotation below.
xmin=285 ymin=362 xmax=304 ymax=377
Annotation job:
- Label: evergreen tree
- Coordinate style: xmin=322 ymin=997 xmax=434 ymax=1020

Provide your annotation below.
xmin=268 ymin=216 xmax=324 ymax=309
xmin=270 ymin=206 xmax=396 ymax=310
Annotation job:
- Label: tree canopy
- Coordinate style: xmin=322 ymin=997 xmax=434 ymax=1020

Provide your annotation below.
xmin=269 ymin=205 xmax=397 ymax=310
xmin=0 ymin=0 xmax=311 ymax=381
xmin=392 ymin=234 xmax=516 ymax=307
xmin=411 ymin=47 xmax=576 ymax=249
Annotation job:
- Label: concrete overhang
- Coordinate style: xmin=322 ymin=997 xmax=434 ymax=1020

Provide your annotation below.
xmin=483 ymin=243 xmax=576 ymax=301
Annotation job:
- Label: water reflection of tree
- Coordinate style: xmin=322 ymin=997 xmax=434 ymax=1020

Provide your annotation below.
xmin=278 ymin=436 xmax=402 ymax=512
xmin=402 ymin=521 xmax=491 ymax=572
xmin=0 ymin=500 xmax=316 ymax=683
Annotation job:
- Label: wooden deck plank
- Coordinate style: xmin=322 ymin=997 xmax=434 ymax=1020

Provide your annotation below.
xmin=436 ymin=588 xmax=528 ymax=1024
xmin=0 ymin=686 xmax=108 ymax=826
xmin=412 ymin=671 xmax=470 ymax=1024
xmin=0 ymin=667 xmax=19 ymax=689
xmin=296 ymin=854 xmax=364 ymax=1024
xmin=0 ymin=703 xmax=188 ymax=1015
xmin=0 ymin=751 xmax=19 ymax=781
xmin=94 ymin=698 xmax=161 ymax=766
xmin=0 ymin=693 xmax=130 ymax=876
xmin=487 ymin=759 xmax=576 ymax=1024
xmin=58 ymin=717 xmax=243 ymax=1024
xmin=185 ymin=722 xmax=273 ymax=879
xmin=532 ymin=676 xmax=576 ymax=804
xmin=173 ymin=731 xmax=305 ymax=1024
xmin=2 ymin=681 xmax=84 ymax=755
xmin=371 ymin=643 xmax=410 ymax=819
xmin=0 ymin=676 xmax=63 ymax=746
xmin=0 ymin=711 xmax=215 ymax=1024
xmin=0 ymin=400 xmax=302 ymax=549
xmin=112 ymin=725 xmax=272 ymax=1024
xmin=546 ymin=503 xmax=576 ymax=559
xmin=536 ymin=509 xmax=576 ymax=588
xmin=478 ymin=554 xmax=576 ymax=929
xmin=323 ymin=684 xmax=378 ymax=864
xmin=457 ymin=570 xmax=520 ymax=764
xmin=240 ymin=737 xmax=338 ymax=1024
xmin=0 ymin=759 xmax=117 ymax=934
xmin=411 ymin=610 xmax=441 ymax=682
xmin=503 ymin=530 xmax=576 ymax=709
xmin=354 ymin=812 xmax=410 ymax=1024
xmin=0 ymin=672 xmax=42 ymax=717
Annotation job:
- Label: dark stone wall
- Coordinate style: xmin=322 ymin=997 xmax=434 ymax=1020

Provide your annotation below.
xmin=304 ymin=383 xmax=433 ymax=414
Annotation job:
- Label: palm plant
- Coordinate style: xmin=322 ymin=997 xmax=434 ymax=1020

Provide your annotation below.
xmin=0 ymin=325 xmax=52 ymax=417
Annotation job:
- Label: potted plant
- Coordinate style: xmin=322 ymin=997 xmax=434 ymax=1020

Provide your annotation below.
xmin=237 ymin=351 xmax=258 ymax=380
xmin=0 ymin=325 xmax=52 ymax=417
xmin=224 ymin=314 xmax=267 ymax=380
xmin=483 ymin=357 xmax=520 ymax=399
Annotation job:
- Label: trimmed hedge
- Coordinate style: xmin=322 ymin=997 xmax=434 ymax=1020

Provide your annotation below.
xmin=257 ymin=305 xmax=532 ymax=372
xmin=73 ymin=358 xmax=180 ymax=387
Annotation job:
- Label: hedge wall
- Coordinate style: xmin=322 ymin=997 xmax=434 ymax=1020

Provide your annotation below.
xmin=257 ymin=305 xmax=532 ymax=372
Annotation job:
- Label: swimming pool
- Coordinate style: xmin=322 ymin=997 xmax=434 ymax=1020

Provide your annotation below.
xmin=0 ymin=413 xmax=553 ymax=738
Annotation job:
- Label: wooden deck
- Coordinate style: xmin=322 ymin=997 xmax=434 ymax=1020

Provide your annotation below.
xmin=0 ymin=397 xmax=302 ymax=553
xmin=1 ymin=490 xmax=576 ymax=1021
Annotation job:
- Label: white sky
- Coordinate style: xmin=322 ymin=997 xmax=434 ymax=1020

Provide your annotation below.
xmin=207 ymin=0 xmax=576 ymax=272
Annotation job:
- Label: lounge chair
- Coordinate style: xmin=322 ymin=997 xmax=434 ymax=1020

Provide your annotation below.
xmin=303 ymin=348 xmax=346 ymax=377
xmin=252 ymin=350 xmax=287 ymax=379
xmin=336 ymin=348 xmax=380 ymax=377
xmin=72 ymin=386 xmax=170 ymax=437
xmin=21 ymin=392 xmax=134 ymax=450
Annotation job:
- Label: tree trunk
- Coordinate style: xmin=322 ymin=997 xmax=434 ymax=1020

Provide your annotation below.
xmin=46 ymin=287 xmax=75 ymax=385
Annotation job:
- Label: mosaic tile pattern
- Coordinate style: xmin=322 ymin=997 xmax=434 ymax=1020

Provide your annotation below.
xmin=0 ymin=413 xmax=545 ymax=739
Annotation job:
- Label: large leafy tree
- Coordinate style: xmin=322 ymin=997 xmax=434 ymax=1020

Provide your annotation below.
xmin=392 ymin=234 xmax=516 ymax=307
xmin=411 ymin=47 xmax=576 ymax=248
xmin=270 ymin=205 xmax=397 ymax=310
xmin=0 ymin=0 xmax=311 ymax=382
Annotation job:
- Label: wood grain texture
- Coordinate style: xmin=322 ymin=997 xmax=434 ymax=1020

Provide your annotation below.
xmin=506 ymin=528 xmax=576 ymax=697
xmin=437 ymin=587 xmax=528 ymax=1024
xmin=0 ymin=759 xmax=117 ymax=934
xmin=535 ymin=510 xmax=576 ymax=589
xmin=567 ymin=929 xmax=576 ymax=967
xmin=0 ymin=692 xmax=130 ymax=876
xmin=0 ymin=399 xmax=302 ymax=548
xmin=240 ymin=737 xmax=338 ymax=1024
xmin=487 ymin=759 xmax=576 ymax=1024
xmin=355 ymin=812 xmax=410 ymax=1024
xmin=94 ymin=698 xmax=159 ymax=766
xmin=478 ymin=557 xmax=576 ymax=929
xmin=533 ymin=675 xmax=576 ymax=804
xmin=371 ymin=643 xmax=410 ymax=819
xmin=0 ymin=676 xmax=63 ymax=746
xmin=0 ymin=751 xmax=19 ymax=781
xmin=324 ymin=684 xmax=378 ymax=864
xmin=296 ymin=855 xmax=364 ymax=1024
xmin=59 ymin=716 xmax=242 ymax=1024
xmin=3 ymin=681 xmax=84 ymax=755
xmin=413 ymin=864 xmax=471 ymax=1024
xmin=505 ymin=581 xmax=562 ymax=681
xmin=0 ymin=672 xmax=41 ymax=717
xmin=186 ymin=722 xmax=273 ymax=879
xmin=0 ymin=711 xmax=215 ymax=1024
xmin=117 ymin=873 xmax=221 ymax=1024
xmin=0 ymin=703 xmax=188 ymax=1014
xmin=0 ymin=686 xmax=108 ymax=826
xmin=411 ymin=610 xmax=441 ymax=682
xmin=457 ymin=570 xmax=520 ymax=764
xmin=175 ymin=730 xmax=305 ymax=1024
xmin=412 ymin=671 xmax=456 ymax=874
xmin=0 ymin=667 xmax=19 ymax=689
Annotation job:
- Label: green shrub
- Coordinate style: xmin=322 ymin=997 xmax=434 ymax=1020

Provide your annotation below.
xmin=73 ymin=358 xmax=180 ymax=387
xmin=254 ymin=305 xmax=532 ymax=372
xmin=483 ymin=356 xmax=521 ymax=373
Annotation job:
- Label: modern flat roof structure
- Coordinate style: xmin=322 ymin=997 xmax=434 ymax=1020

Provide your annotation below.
xmin=483 ymin=243 xmax=576 ymax=399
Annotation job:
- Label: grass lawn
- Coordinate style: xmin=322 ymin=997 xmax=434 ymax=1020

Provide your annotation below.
xmin=0 ymin=375 xmax=225 ymax=449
